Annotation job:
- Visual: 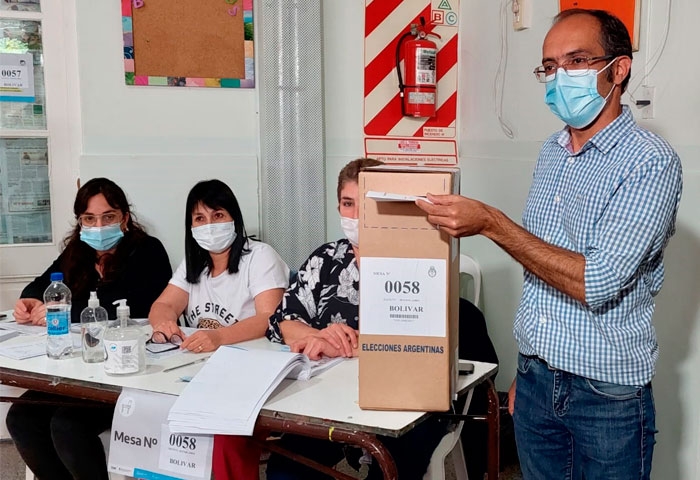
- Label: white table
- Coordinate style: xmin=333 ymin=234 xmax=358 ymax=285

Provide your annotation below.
xmin=0 ymin=319 xmax=499 ymax=479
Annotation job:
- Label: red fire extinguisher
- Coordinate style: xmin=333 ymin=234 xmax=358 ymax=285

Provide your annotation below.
xmin=396 ymin=19 xmax=440 ymax=118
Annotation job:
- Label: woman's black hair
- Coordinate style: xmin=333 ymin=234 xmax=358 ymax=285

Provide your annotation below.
xmin=60 ymin=177 xmax=147 ymax=298
xmin=184 ymin=179 xmax=250 ymax=283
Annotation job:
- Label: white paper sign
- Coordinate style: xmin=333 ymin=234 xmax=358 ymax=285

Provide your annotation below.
xmin=360 ymin=257 xmax=447 ymax=337
xmin=158 ymin=425 xmax=211 ymax=478
xmin=0 ymin=53 xmax=35 ymax=102
xmin=0 ymin=64 xmax=27 ymax=88
xmin=109 ymin=388 xmax=213 ymax=480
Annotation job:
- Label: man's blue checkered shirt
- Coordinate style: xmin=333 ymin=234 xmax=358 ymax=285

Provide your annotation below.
xmin=514 ymin=106 xmax=683 ymax=386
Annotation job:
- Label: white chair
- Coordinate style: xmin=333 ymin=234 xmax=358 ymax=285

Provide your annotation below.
xmin=459 ymin=254 xmax=482 ymax=308
xmin=423 ymin=363 xmax=474 ymax=480
xmin=424 ymin=254 xmax=483 ymax=480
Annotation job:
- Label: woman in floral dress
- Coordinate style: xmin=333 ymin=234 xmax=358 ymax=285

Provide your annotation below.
xmin=261 ymin=158 xmax=449 ymax=480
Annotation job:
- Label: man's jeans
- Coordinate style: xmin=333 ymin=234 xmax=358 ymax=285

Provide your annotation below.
xmin=513 ymin=354 xmax=656 ymax=480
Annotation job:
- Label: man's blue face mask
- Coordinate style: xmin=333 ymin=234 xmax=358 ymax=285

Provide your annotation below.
xmin=544 ymin=58 xmax=617 ymax=129
xmin=80 ymin=223 xmax=124 ymax=251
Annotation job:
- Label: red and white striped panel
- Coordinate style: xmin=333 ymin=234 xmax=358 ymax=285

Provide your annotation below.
xmin=364 ymin=0 xmax=459 ymax=164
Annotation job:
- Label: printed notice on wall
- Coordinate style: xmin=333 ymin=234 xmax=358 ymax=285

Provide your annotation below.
xmin=360 ymin=257 xmax=446 ymax=337
xmin=109 ymin=388 xmax=213 ymax=480
xmin=0 ymin=138 xmax=51 ymax=245
xmin=0 ymin=52 xmax=35 ymax=102
xmin=0 ymin=19 xmax=47 ymax=129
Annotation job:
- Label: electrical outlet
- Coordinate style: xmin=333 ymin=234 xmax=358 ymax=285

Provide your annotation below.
xmin=513 ymin=0 xmax=532 ymax=31
xmin=641 ymin=85 xmax=655 ymax=119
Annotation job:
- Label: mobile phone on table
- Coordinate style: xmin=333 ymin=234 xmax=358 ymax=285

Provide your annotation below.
xmin=459 ymin=362 xmax=475 ymax=375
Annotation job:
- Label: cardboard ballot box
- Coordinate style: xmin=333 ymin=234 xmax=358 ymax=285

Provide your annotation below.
xmin=358 ymin=166 xmax=460 ymax=411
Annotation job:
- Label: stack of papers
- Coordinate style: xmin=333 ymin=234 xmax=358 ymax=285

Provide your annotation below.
xmin=0 ymin=321 xmax=46 ymax=336
xmin=168 ymin=346 xmax=344 ymax=435
xmin=0 ymin=330 xmax=20 ymax=343
xmin=0 ymin=320 xmax=47 ymax=359
xmin=295 ymin=355 xmax=344 ymax=381
xmin=0 ymin=340 xmax=46 ymax=360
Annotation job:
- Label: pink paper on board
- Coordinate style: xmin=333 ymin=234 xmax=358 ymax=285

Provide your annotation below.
xmin=134 ymin=76 xmax=149 ymax=86
xmin=124 ymin=59 xmax=135 ymax=72
xmin=121 ymin=0 xmax=131 ymax=16
xmin=186 ymin=78 xmax=204 ymax=87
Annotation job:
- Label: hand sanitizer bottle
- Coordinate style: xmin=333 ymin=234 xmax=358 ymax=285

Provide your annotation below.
xmin=80 ymin=291 xmax=108 ymax=363
xmin=104 ymin=299 xmax=145 ymax=375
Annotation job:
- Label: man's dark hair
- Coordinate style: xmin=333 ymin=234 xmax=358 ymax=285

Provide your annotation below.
xmin=554 ymin=9 xmax=633 ymax=92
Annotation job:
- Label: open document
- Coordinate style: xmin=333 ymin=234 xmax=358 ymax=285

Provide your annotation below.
xmin=167 ymin=346 xmax=344 ymax=435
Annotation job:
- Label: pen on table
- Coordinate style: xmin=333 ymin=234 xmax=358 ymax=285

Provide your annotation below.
xmin=163 ymin=356 xmax=210 ymax=373
xmin=225 ymin=345 xmax=247 ymax=351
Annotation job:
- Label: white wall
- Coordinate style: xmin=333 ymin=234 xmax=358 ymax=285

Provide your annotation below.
xmin=322 ymin=1 xmax=366 ymax=242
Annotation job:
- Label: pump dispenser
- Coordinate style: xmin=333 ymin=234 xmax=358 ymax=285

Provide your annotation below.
xmin=114 ymin=299 xmax=129 ymax=327
xmin=104 ymin=299 xmax=145 ymax=375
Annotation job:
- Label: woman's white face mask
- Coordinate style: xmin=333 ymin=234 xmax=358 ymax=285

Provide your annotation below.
xmin=340 ymin=216 xmax=359 ymax=246
xmin=191 ymin=221 xmax=236 ymax=253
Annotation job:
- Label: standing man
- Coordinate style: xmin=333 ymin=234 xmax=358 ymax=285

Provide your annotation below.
xmin=418 ymin=9 xmax=682 ymax=479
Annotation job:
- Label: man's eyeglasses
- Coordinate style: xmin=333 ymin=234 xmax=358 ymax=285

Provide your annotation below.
xmin=146 ymin=331 xmax=184 ymax=354
xmin=78 ymin=212 xmax=122 ymax=227
xmin=533 ymin=55 xmax=613 ymax=83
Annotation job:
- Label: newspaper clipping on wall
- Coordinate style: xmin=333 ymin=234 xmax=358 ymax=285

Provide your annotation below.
xmin=0 ymin=137 xmax=52 ymax=244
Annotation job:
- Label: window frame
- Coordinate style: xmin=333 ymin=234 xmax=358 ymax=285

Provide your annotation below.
xmin=0 ymin=0 xmax=80 ymax=285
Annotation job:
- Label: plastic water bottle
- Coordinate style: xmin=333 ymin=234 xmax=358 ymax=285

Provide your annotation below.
xmin=80 ymin=291 xmax=108 ymax=363
xmin=44 ymin=272 xmax=72 ymax=359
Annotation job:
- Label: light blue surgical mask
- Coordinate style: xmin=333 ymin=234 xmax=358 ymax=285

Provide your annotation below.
xmin=544 ymin=59 xmax=616 ymax=129
xmin=80 ymin=223 xmax=124 ymax=251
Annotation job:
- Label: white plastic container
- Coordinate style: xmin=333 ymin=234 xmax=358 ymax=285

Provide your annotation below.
xmin=104 ymin=299 xmax=145 ymax=375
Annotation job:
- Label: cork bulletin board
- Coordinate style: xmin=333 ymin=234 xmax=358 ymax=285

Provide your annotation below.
xmin=122 ymin=0 xmax=254 ymax=88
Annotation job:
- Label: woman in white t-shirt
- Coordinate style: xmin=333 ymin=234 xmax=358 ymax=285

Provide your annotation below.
xmin=148 ymin=179 xmax=289 ymax=353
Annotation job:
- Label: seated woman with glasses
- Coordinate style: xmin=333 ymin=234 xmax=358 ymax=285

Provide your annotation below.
xmin=148 ymin=179 xmax=289 ymax=480
xmin=13 ymin=177 xmax=172 ymax=325
xmin=8 ymin=177 xmax=172 ymax=480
